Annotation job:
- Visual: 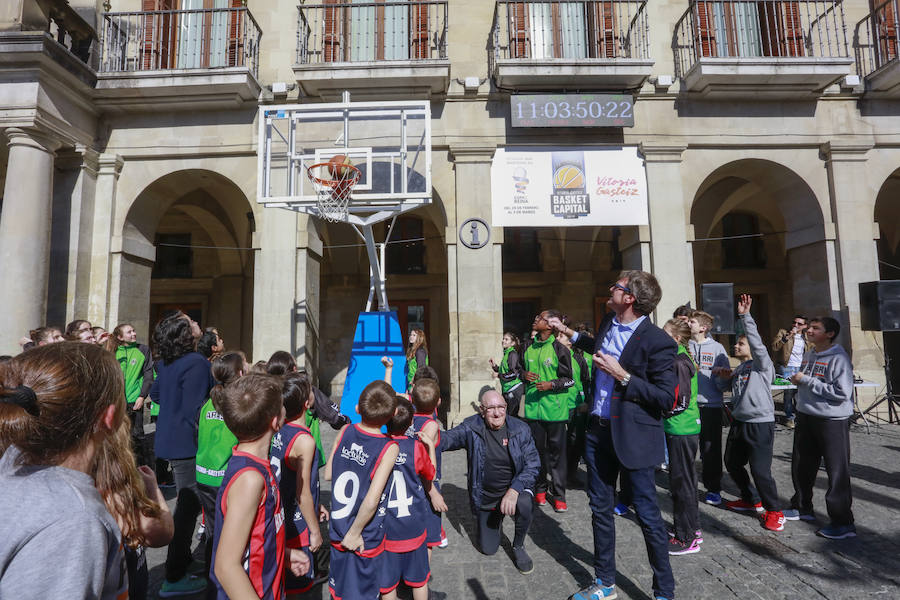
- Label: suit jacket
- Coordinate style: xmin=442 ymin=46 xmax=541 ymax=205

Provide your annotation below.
xmin=572 ymin=312 xmax=676 ymax=470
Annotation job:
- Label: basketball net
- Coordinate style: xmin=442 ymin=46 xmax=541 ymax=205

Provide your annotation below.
xmin=306 ymin=162 xmax=361 ymax=223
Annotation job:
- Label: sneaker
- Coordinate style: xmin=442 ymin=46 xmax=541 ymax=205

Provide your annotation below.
xmin=816 ymin=524 xmax=857 ymax=540
xmin=726 ymin=499 xmax=764 ymax=513
xmin=785 ymin=418 xmax=796 ymax=430
xmin=554 ymin=500 xmax=568 ymax=513
xmin=783 ymin=508 xmax=816 ymax=521
xmin=437 ymin=532 xmax=449 ymax=548
xmin=704 ymin=492 xmax=722 ymax=506
xmin=512 ymin=545 xmax=534 ymax=574
xmin=535 ymin=492 xmax=548 ymax=506
xmin=668 ymin=537 xmax=701 ymax=555
xmin=613 ymin=503 xmax=631 ymax=516
xmin=196 ymin=522 xmax=206 ymax=541
xmin=668 ymin=528 xmax=703 ymax=544
xmin=761 ymin=510 xmax=786 ymax=531
xmin=570 ymin=582 xmax=617 ymax=600
xmin=158 ymin=574 xmax=206 ymax=597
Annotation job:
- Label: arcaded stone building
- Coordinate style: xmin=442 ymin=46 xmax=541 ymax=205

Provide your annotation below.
xmin=2 ymin=0 xmax=898 ymax=420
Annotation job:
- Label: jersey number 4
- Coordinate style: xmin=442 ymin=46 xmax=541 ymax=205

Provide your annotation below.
xmin=387 ymin=471 xmax=413 ymax=518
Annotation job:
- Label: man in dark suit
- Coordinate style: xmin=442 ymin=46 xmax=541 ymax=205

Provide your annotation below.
xmin=550 ymin=270 xmax=676 ymax=600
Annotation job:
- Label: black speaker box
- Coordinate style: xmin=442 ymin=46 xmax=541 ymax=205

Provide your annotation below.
xmin=701 ymin=283 xmax=735 ymax=334
xmin=859 ymin=281 xmax=900 ymax=331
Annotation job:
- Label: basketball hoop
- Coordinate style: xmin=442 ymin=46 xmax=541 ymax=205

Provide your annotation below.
xmin=305 ymin=159 xmax=361 ymax=223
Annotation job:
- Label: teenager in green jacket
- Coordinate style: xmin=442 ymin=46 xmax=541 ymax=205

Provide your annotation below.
xmin=522 ymin=309 xmax=574 ymax=512
xmin=106 ymin=323 xmax=154 ymax=466
xmin=490 ymin=331 xmax=524 ymax=417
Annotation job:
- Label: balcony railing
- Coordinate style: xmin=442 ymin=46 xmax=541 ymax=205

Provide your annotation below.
xmin=98 ymin=7 xmax=261 ymax=77
xmin=674 ymin=0 xmax=848 ymax=76
xmin=296 ymin=1 xmax=448 ymax=64
xmin=855 ymin=0 xmax=899 ymax=78
xmin=491 ymin=0 xmax=650 ymax=64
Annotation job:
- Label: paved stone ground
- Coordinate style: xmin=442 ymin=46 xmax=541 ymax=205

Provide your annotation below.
xmin=147 ymin=419 xmax=900 ymax=599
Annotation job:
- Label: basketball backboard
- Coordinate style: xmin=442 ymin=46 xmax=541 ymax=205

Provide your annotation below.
xmin=257 ymin=94 xmax=432 ymax=227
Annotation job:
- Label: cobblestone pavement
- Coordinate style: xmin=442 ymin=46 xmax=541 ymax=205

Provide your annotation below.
xmin=148 ymin=420 xmax=900 ymax=599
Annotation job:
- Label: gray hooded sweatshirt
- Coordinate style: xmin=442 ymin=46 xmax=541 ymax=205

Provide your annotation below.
xmin=796 ymin=344 xmax=854 ymax=419
xmin=688 ymin=336 xmax=730 ymax=407
xmin=729 ymin=312 xmax=775 ymax=423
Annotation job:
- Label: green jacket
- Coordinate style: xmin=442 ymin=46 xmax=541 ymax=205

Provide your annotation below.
xmin=405 ymin=347 xmax=429 ymax=389
xmin=567 ymin=348 xmax=584 ymax=410
xmin=522 ymin=335 xmax=574 ymax=422
xmin=116 ymin=343 xmax=153 ymax=405
xmin=664 ymin=346 xmax=701 ymax=436
xmin=498 ymin=346 xmax=523 ymax=394
xmin=195 ymin=398 xmax=238 ymax=487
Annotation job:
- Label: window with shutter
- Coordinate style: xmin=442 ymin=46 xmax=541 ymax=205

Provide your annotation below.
xmin=759 ymin=1 xmax=805 ymax=57
xmin=509 ymin=2 xmax=530 ymax=58
xmin=227 ymin=0 xmax=244 ymax=66
xmin=410 ymin=1 xmax=430 ymax=59
xmin=142 ymin=0 xmax=175 ymax=69
xmin=323 ymin=0 xmax=343 ymax=62
xmin=693 ymin=1 xmax=718 ymax=58
xmin=590 ymin=1 xmax=618 ymax=58
xmin=876 ymin=0 xmax=899 ymax=66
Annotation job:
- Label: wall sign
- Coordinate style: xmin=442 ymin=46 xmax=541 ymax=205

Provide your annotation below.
xmin=510 ymin=94 xmax=635 ymax=128
xmin=491 ymin=147 xmax=648 ymax=227
xmin=459 ymin=218 xmax=490 ymax=249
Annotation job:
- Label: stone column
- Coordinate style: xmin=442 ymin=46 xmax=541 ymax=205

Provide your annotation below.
xmin=87 ymin=153 xmax=125 ymax=327
xmin=640 ymin=144 xmax=696 ymax=320
xmin=447 ymin=146 xmax=502 ymax=424
xmin=295 ymin=216 xmax=323 ymax=376
xmin=252 ymin=207 xmax=299 ymax=361
xmin=0 ymin=127 xmax=61 ymax=352
xmin=619 ymin=225 xmax=651 ymax=271
xmin=823 ymin=143 xmax=884 ymax=394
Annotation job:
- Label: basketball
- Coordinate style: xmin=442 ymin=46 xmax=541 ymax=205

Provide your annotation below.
xmin=553 ymin=165 xmax=584 ymax=189
xmin=328 ymin=154 xmax=353 ymax=178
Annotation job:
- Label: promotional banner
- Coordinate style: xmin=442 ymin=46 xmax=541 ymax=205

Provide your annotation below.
xmin=491 ymin=147 xmax=649 ymax=227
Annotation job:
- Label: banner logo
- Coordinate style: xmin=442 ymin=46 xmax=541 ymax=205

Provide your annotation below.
xmin=551 ymin=151 xmax=591 ymax=219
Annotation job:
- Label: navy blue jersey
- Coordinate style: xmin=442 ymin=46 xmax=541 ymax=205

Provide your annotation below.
xmin=270 ymin=422 xmax=321 ymax=548
xmin=328 ymin=425 xmax=397 ymax=557
xmin=210 ymin=450 xmax=285 ymax=600
xmin=384 ymin=435 xmax=434 ymax=551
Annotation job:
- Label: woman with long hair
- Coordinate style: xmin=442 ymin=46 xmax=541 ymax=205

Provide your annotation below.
xmin=405 ymin=329 xmax=429 ymax=392
xmin=106 ymin=324 xmax=154 ymax=467
xmin=65 ymin=319 xmax=92 ymax=338
xmin=29 ymin=326 xmax=64 ymax=346
xmin=489 ymin=331 xmax=524 ymax=417
xmin=0 ymin=342 xmax=172 ymax=599
xmin=150 ymin=310 xmax=213 ymax=597
xmin=266 ymin=350 xmax=297 ymax=376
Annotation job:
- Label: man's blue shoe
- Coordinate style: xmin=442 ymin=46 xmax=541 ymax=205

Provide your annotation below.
xmin=613 ymin=503 xmax=631 ymax=516
xmin=816 ymin=524 xmax=857 ymax=540
xmin=704 ymin=491 xmax=722 ymax=505
xmin=570 ymin=581 xmax=617 ymax=600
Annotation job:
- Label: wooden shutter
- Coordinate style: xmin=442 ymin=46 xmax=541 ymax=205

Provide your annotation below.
xmin=591 ymin=1 xmax=618 ymax=58
xmin=227 ymin=0 xmax=243 ymax=66
xmin=410 ymin=1 xmax=430 ymax=59
xmin=877 ymin=0 xmax=899 ymax=66
xmin=508 ymin=2 xmax=530 ymax=58
xmin=323 ymin=0 xmax=342 ymax=62
xmin=142 ymin=0 xmax=175 ymax=69
xmin=693 ymin=2 xmax=718 ymax=58
xmin=759 ymin=1 xmax=804 ymax=57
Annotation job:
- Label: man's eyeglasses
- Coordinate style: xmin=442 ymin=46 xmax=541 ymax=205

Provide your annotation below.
xmin=793 ymin=321 xmax=806 ymax=326
xmin=482 ymin=405 xmax=507 ymax=413
xmin=610 ymin=282 xmax=632 ymax=295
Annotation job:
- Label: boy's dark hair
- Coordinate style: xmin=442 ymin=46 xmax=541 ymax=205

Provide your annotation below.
xmin=358 ymin=380 xmax=398 ymax=427
xmin=411 ymin=378 xmax=440 ymax=414
xmin=412 ymin=365 xmax=439 ymax=385
xmin=196 ymin=330 xmax=219 ymax=358
xmin=387 ymin=398 xmax=414 ymax=435
xmin=673 ymin=304 xmax=693 ymax=319
xmin=266 ymin=351 xmax=296 ymax=376
xmin=544 ymin=308 xmax=562 ymax=320
xmin=282 ymin=371 xmax=311 ymax=421
xmin=811 ymin=316 xmax=840 ymax=340
xmin=216 ymin=373 xmax=283 ymax=441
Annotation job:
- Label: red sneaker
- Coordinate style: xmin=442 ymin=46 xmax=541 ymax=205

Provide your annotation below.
xmin=761 ymin=510 xmax=786 ymax=531
xmin=553 ymin=499 xmax=568 ymax=513
xmin=535 ymin=492 xmax=548 ymax=506
xmin=725 ymin=499 xmax=764 ymax=513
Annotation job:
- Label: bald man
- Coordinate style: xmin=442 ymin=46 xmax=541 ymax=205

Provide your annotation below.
xmin=440 ymin=390 xmax=541 ymax=574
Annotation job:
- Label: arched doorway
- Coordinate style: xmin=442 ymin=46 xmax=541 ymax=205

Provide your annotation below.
xmin=118 ymin=169 xmax=255 ymax=354
xmin=691 ymin=159 xmax=833 ymax=343
xmin=875 ymin=170 xmax=900 ymax=391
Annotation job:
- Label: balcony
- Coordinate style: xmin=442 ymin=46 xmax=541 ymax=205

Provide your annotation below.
xmin=855 ymin=0 xmax=900 ymax=95
xmin=294 ymin=1 xmax=450 ymax=99
xmin=95 ymin=7 xmax=262 ymax=111
xmin=490 ymin=0 xmax=653 ymax=91
xmin=674 ymin=0 xmax=853 ymax=98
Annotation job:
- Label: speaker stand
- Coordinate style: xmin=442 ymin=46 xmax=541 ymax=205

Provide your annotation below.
xmin=862 ymin=351 xmax=900 ymax=424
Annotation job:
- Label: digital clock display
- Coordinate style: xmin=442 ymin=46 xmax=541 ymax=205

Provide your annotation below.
xmin=510 ymin=94 xmax=635 ymax=128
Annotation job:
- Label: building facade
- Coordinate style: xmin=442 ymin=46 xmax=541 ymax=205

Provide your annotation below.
xmin=1 ymin=0 xmax=898 ymax=421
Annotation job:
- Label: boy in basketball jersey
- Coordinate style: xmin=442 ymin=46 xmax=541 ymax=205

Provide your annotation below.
xmin=211 ymin=374 xmax=309 ymax=600
xmin=380 ymin=398 xmax=440 ymax=600
xmin=325 ymin=380 xmax=400 ymax=600
xmin=410 ymin=377 xmax=449 ymax=550
xmin=270 ymin=372 xmax=323 ymax=597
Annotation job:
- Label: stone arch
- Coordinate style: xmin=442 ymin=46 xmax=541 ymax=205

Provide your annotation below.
xmin=115 ymin=168 xmax=256 ymax=353
xmin=690 ymin=158 xmax=834 ymax=343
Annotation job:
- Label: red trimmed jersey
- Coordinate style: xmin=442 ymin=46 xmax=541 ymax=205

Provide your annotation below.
xmin=384 ymin=435 xmax=435 ymax=552
xmin=210 ymin=450 xmax=286 ymax=600
xmin=270 ymin=422 xmax=321 ymax=548
xmin=328 ymin=425 xmax=397 ymax=557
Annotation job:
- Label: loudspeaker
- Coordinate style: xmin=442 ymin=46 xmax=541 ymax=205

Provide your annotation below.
xmin=859 ymin=280 xmax=900 ymax=331
xmin=701 ymin=283 xmax=735 ymax=334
